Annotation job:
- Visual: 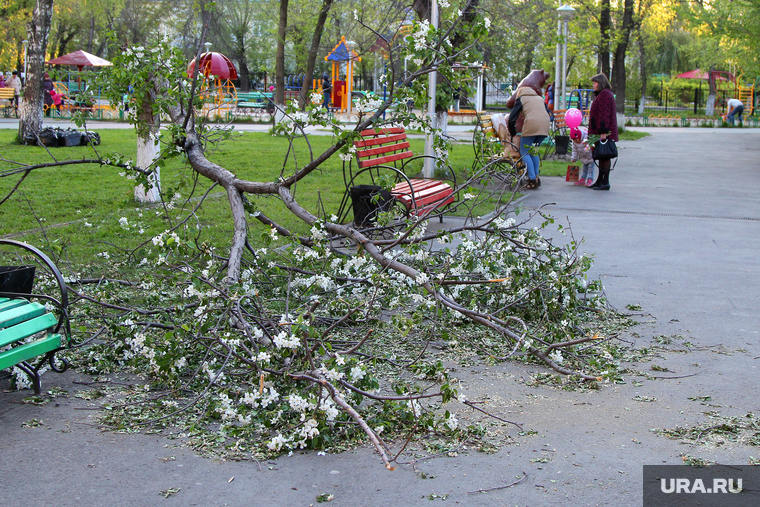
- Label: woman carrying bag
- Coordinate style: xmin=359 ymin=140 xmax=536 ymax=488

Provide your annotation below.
xmin=588 ymin=73 xmax=618 ymax=191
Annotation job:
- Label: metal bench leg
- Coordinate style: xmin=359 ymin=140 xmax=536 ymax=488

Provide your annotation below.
xmin=14 ymin=361 xmax=42 ymax=395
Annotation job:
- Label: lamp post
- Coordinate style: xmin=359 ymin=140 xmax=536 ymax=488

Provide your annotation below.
xmin=556 ymin=5 xmax=575 ymax=110
xmin=22 ymin=40 xmax=28 ymax=85
xmin=346 ymin=40 xmax=357 ymax=114
xmin=423 ymin=0 xmax=439 ymax=178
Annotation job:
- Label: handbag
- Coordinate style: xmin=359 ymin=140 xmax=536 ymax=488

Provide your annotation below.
xmin=565 ymin=165 xmax=579 ymax=182
xmin=592 ymin=139 xmax=618 ymax=160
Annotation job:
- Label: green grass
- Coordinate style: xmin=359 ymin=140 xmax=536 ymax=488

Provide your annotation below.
xmin=0 ymin=130 xmax=479 ymax=261
xmin=0 ymin=127 xmax=649 ymax=264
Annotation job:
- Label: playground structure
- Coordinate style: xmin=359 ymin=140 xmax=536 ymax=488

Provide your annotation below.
xmin=187 ymin=51 xmax=238 ymax=114
xmin=324 ymin=36 xmax=361 ymax=114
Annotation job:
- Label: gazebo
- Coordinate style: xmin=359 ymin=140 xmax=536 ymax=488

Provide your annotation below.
xmin=187 ymin=51 xmax=239 ymax=109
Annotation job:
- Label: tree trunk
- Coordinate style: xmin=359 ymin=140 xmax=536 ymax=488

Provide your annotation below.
xmin=637 ymin=29 xmax=646 ymax=115
xmin=275 ymin=0 xmax=289 ymax=108
xmin=298 ymin=0 xmax=334 ymax=109
xmin=706 ymin=65 xmax=717 ymax=116
xmin=18 ymin=0 xmax=55 ymax=143
xmin=135 ymin=85 xmax=161 ymax=203
xmin=87 ymin=16 xmax=95 ymax=53
xmin=611 ymin=0 xmax=634 ymax=113
xmin=135 ymin=133 xmax=161 ymax=202
xmin=599 ymin=0 xmax=611 ymax=76
xmin=239 ymin=61 xmax=250 ymax=92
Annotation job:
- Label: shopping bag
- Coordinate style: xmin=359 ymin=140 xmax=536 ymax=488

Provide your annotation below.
xmin=566 ymin=165 xmax=579 ymax=182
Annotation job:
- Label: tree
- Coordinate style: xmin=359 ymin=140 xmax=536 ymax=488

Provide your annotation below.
xmin=275 ymin=0 xmax=288 ymax=107
xmin=297 ymin=0 xmax=333 ymax=107
xmin=610 ymin=0 xmax=635 ymax=112
xmin=17 ymin=0 xmax=54 ymax=143
xmin=209 ymin=0 xmax=261 ymax=92
xmin=4 ymin=2 xmax=624 ymax=466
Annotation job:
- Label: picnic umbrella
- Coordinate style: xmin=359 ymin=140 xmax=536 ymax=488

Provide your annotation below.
xmin=675 ymin=69 xmax=709 ymax=80
xmin=675 ymin=69 xmax=734 ymax=82
xmin=45 ymin=50 xmax=112 ymax=101
xmin=45 ymin=49 xmax=112 ymax=72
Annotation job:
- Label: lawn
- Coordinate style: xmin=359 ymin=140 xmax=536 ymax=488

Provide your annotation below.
xmin=0 ymin=129 xmax=481 ymax=262
xmin=0 ymin=127 xmax=647 ymax=264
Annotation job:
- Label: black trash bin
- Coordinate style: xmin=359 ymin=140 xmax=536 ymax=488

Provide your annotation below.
xmin=350 ymin=185 xmax=393 ymax=226
xmin=0 ymin=266 xmax=36 ymax=294
xmin=554 ymin=135 xmax=570 ymax=155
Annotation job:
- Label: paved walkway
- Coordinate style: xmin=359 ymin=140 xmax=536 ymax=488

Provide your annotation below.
xmin=1 ymin=127 xmax=759 ymax=506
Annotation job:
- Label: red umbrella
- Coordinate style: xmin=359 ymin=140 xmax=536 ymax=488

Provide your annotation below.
xmin=187 ymin=52 xmax=238 ymax=80
xmin=46 ymin=50 xmax=112 ymax=71
xmin=675 ymin=69 xmax=734 ymax=82
xmin=675 ymin=69 xmax=708 ymax=80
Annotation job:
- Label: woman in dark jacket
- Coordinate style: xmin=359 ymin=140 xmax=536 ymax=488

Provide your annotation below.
xmin=587 ymin=73 xmax=618 ymax=190
xmin=42 ymin=72 xmax=54 ymax=116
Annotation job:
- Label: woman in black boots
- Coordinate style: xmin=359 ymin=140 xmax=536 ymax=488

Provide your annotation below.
xmin=587 ymin=73 xmax=618 ymax=190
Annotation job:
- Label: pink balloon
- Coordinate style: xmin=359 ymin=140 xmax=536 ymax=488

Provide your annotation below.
xmin=565 ymin=108 xmax=583 ymax=129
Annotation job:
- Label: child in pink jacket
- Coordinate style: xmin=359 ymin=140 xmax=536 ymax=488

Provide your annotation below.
xmin=569 ymin=126 xmax=594 ymax=186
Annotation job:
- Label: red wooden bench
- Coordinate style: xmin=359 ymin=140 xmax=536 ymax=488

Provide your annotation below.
xmin=339 ymin=127 xmax=457 ymax=226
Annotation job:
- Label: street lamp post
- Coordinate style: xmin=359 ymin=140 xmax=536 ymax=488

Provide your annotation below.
xmin=556 ymin=5 xmax=575 ymax=110
xmin=22 ymin=40 xmax=28 ymax=85
xmin=346 ymin=40 xmax=357 ymax=114
xmin=423 ymin=0 xmax=439 ymax=178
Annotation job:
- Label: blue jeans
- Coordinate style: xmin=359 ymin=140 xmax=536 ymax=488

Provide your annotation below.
xmin=580 ymin=162 xmax=594 ymax=180
xmin=520 ymin=135 xmax=546 ymax=180
xmin=727 ymin=105 xmax=744 ymax=125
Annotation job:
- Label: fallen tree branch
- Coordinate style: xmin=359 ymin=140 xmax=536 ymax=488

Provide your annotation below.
xmin=468 ymin=471 xmax=527 ymax=494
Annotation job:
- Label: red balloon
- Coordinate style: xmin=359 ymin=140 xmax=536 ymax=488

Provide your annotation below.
xmin=565 ymin=108 xmax=583 ymax=129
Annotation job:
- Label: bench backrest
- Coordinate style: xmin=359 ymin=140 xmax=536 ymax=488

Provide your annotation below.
xmin=0 ymin=88 xmax=15 ymax=100
xmin=478 ymin=115 xmax=521 ymax=160
xmin=353 ymin=128 xmax=413 ymax=169
xmin=553 ymin=108 xmax=568 ymax=129
xmin=479 ymin=115 xmax=497 ymax=137
xmin=237 ymin=91 xmax=273 ymax=103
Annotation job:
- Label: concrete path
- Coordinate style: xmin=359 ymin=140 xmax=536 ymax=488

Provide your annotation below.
xmin=1 ymin=127 xmax=759 ymax=506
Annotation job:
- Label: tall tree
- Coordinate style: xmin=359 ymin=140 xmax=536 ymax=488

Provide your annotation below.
xmin=210 ymin=0 xmax=258 ymax=92
xmin=275 ymin=0 xmax=288 ymax=107
xmin=599 ymin=0 xmax=611 ymax=76
xmin=297 ymin=0 xmax=333 ymax=107
xmin=17 ymin=0 xmax=54 ymax=143
xmin=610 ymin=0 xmax=635 ymax=112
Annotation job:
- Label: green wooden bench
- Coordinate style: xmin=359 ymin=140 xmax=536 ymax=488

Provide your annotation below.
xmin=0 ymin=240 xmax=72 ymax=394
xmin=236 ymin=91 xmax=274 ymax=113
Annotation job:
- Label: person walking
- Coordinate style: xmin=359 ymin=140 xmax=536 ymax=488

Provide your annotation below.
xmin=42 ymin=72 xmax=54 ymax=117
xmin=322 ymin=72 xmax=331 ymax=110
xmin=8 ymin=71 xmax=22 ymax=114
xmin=507 ymin=85 xmax=551 ymax=189
xmin=726 ymin=98 xmax=744 ymax=125
xmin=587 ymin=73 xmax=618 ymax=191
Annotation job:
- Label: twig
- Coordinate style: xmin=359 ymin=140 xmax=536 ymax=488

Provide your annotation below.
xmin=463 ymin=400 xmax=523 ymax=430
xmin=649 ymin=369 xmax=705 ymax=380
xmin=468 ymin=471 xmax=527 ymax=494
xmin=336 ymin=328 xmax=373 ymax=355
